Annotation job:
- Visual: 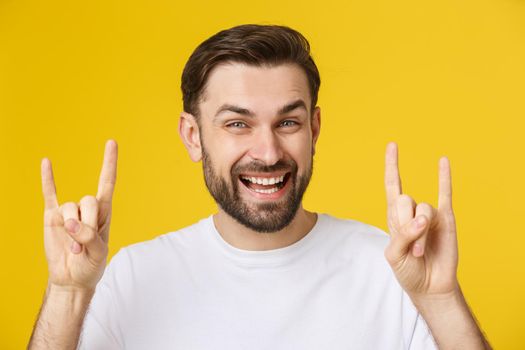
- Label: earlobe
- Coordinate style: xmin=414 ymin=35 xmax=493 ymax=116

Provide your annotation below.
xmin=311 ymin=107 xmax=321 ymax=156
xmin=179 ymin=112 xmax=202 ymax=162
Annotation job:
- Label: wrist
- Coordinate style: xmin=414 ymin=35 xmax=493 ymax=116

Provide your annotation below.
xmin=44 ymin=282 xmax=95 ymax=317
xmin=46 ymin=282 xmax=96 ymax=296
xmin=410 ymin=284 xmax=465 ymax=316
xmin=409 ymin=285 xmax=491 ymax=349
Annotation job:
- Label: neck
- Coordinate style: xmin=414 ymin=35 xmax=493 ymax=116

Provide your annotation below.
xmin=213 ymin=206 xmax=317 ymax=251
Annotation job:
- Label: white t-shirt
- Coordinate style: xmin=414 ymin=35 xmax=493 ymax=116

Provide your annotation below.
xmin=79 ymin=214 xmax=437 ymax=349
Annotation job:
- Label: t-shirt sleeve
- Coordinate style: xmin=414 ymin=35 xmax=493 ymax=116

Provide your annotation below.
xmin=409 ymin=313 xmax=438 ymax=350
xmin=77 ymin=250 xmax=128 ymax=349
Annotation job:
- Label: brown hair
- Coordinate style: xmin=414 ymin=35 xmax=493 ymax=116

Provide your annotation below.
xmin=181 ymin=24 xmax=321 ymax=118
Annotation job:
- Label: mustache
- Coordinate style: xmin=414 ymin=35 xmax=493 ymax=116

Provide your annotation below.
xmin=232 ymin=159 xmax=297 ymax=175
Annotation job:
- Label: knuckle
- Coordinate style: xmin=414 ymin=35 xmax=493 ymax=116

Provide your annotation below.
xmin=415 ymin=234 xmax=427 ymax=243
xmin=416 ymin=202 xmax=436 ymax=220
xmin=385 ymin=177 xmax=397 ymax=186
xmin=46 ymin=210 xmax=63 ymax=226
xmin=388 ymin=219 xmax=401 ymax=235
xmin=398 ymin=194 xmax=409 ymax=202
xmin=384 ymin=244 xmax=403 ymax=267
xmin=401 ymin=221 xmax=418 ymax=237
xmin=59 ymin=202 xmax=79 ymax=217
xmin=417 ymin=202 xmax=432 ymax=211
xmin=61 ymin=201 xmax=78 ymax=210
xmin=399 ymin=227 xmax=413 ymax=240
xmin=78 ymin=224 xmax=98 ymax=243
xmin=80 ymin=195 xmax=98 ymax=207
xmin=397 ymin=194 xmax=415 ymax=206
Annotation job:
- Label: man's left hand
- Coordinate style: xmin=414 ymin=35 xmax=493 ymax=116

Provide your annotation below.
xmin=384 ymin=142 xmax=459 ymax=300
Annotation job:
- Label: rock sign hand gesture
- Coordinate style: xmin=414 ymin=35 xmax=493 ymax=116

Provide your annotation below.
xmin=40 ymin=140 xmax=118 ymax=291
xmin=384 ymin=142 xmax=459 ymax=298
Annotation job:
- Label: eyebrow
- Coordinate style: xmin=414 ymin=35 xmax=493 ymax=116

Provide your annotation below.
xmin=278 ymin=99 xmax=308 ymax=115
xmin=214 ymin=99 xmax=308 ymax=120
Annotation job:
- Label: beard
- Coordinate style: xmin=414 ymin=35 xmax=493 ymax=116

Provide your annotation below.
xmin=201 ymin=146 xmax=313 ymax=233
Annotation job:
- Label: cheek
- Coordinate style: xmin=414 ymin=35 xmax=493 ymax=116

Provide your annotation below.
xmin=208 ymin=127 xmax=249 ymax=152
xmin=206 ymin=138 xmax=248 ymax=177
xmin=284 ymin=134 xmax=313 ymax=166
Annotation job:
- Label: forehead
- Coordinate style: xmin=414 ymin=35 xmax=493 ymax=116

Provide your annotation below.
xmin=200 ymin=63 xmax=311 ymax=114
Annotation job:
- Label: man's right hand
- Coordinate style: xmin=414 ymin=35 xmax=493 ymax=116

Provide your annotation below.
xmin=29 ymin=140 xmax=118 ymax=349
xmin=40 ymin=140 xmax=118 ymax=292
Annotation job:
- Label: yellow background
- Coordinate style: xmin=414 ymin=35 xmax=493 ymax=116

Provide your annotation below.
xmin=1 ymin=0 xmax=524 ymax=348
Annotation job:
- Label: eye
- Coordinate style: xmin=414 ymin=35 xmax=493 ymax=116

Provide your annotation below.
xmin=226 ymin=121 xmax=248 ymax=128
xmin=280 ymin=120 xmax=298 ymax=127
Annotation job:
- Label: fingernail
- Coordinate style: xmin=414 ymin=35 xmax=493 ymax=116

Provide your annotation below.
xmin=413 ymin=243 xmax=423 ymax=257
xmin=71 ymin=241 xmax=82 ymax=254
xmin=416 ymin=216 xmax=426 ymax=227
xmin=66 ymin=219 xmax=80 ymax=233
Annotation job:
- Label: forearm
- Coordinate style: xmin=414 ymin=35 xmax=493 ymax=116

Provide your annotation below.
xmin=412 ymin=287 xmax=491 ymax=350
xmin=29 ymin=284 xmax=94 ymax=350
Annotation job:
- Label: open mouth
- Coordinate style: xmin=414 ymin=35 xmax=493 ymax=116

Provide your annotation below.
xmin=239 ymin=172 xmax=291 ymax=194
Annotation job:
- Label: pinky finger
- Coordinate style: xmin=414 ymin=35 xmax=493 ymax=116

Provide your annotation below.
xmin=438 ymin=157 xmax=453 ymax=211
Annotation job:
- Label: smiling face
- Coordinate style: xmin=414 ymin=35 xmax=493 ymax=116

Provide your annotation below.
xmin=182 ymin=62 xmax=320 ymax=233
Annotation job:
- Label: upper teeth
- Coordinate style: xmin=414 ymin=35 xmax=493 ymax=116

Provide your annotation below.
xmin=241 ymin=175 xmax=285 ymax=185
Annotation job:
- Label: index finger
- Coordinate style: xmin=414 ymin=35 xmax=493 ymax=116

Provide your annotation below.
xmin=385 ymin=142 xmax=402 ymax=207
xmin=96 ymin=140 xmax=118 ymax=203
xmin=41 ymin=158 xmax=59 ymax=210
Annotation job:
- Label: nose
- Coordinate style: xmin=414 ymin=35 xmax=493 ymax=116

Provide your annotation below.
xmin=246 ymin=126 xmax=284 ymax=166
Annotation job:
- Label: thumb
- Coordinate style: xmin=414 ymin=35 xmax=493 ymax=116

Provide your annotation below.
xmin=64 ymin=218 xmax=107 ymax=261
xmin=385 ymin=216 xmax=428 ymax=265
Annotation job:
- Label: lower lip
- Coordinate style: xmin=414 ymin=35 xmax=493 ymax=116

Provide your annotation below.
xmin=238 ymin=175 xmax=291 ymax=200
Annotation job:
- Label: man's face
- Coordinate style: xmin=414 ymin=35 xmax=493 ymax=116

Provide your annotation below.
xmin=196 ymin=63 xmax=320 ymax=233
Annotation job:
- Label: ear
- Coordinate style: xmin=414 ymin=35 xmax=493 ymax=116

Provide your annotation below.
xmin=179 ymin=112 xmax=202 ymax=162
xmin=311 ymin=106 xmax=321 ymax=156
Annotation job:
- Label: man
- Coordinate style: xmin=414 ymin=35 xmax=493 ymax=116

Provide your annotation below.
xmin=29 ymin=24 xmax=491 ymax=349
